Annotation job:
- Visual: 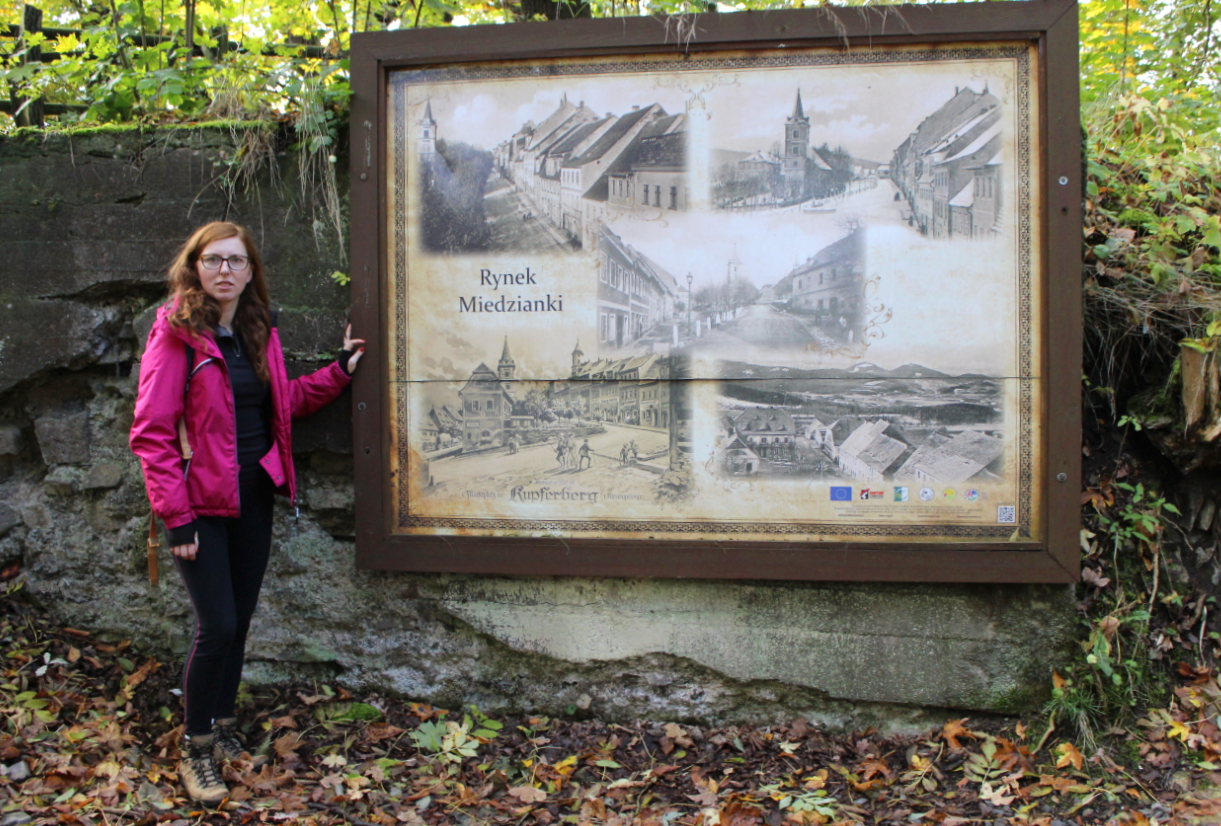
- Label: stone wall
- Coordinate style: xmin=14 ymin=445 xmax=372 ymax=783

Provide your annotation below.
xmin=0 ymin=126 xmax=1076 ymax=729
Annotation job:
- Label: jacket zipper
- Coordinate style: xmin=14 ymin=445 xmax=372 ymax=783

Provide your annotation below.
xmin=222 ymin=357 xmax=240 ymax=515
xmin=182 ymin=357 xmax=216 ymax=482
xmin=195 ymin=344 xmax=240 ymax=514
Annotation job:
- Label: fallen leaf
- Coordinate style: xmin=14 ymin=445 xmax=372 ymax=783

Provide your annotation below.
xmin=1082 ymin=567 xmax=1111 ymax=588
xmin=125 ymin=658 xmax=158 ymax=690
xmin=363 ymin=722 xmax=404 ymax=742
xmin=979 ymin=780 xmax=1015 ymax=806
xmin=664 ymin=722 xmax=693 ymax=747
xmin=1055 ymin=741 xmax=1084 ymax=771
xmin=941 ymin=719 xmax=977 ymax=750
xmin=508 ymin=785 xmax=547 ymax=804
xmin=274 ymin=731 xmax=302 ymax=761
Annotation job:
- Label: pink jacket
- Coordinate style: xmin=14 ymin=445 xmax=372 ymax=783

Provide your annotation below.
xmin=130 ymin=305 xmax=351 ymax=530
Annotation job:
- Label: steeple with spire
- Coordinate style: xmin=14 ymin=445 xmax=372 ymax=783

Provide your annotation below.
xmin=418 ymin=99 xmax=437 ymax=159
xmin=571 ymin=339 xmax=584 ymax=374
xmin=783 ymin=89 xmax=810 ymax=187
xmin=498 ymin=336 xmax=516 ymax=381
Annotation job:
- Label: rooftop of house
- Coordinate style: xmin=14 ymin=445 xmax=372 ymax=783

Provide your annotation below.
xmin=940 ymin=120 xmax=1003 ymax=165
xmin=628 ymin=130 xmax=687 ymax=172
xmin=735 ymin=407 xmax=797 ymax=434
xmin=564 ymin=106 xmax=660 ymax=169
xmin=924 ymin=107 xmax=1000 ymax=157
xmin=738 ymin=150 xmax=781 ymax=166
xmin=910 ymin=86 xmax=1001 ymax=154
xmin=547 ymin=118 xmax=610 ymax=159
xmin=902 ymin=431 xmax=1005 ymax=483
xmin=948 ymin=182 xmax=975 ymax=208
xmin=808 ymin=147 xmax=834 ymax=172
xmin=853 ymin=432 xmax=913 ymax=475
xmin=777 ymin=228 xmax=865 ymax=287
xmin=526 ymin=97 xmax=582 ymax=151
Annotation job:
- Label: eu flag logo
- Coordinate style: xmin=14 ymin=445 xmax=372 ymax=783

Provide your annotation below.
xmin=830 ymin=486 xmax=852 ymax=501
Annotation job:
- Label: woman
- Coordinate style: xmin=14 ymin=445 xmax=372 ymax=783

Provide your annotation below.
xmin=130 ymin=222 xmax=363 ymax=804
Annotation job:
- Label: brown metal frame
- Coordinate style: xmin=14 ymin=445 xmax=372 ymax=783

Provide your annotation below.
xmin=349 ymin=0 xmax=1081 ymax=583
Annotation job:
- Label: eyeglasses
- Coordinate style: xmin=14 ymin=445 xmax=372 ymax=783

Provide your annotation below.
xmin=198 ymin=254 xmax=250 ymax=272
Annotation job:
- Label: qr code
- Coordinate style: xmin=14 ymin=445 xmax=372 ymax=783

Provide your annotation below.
xmin=997 ymin=505 xmax=1017 ymax=524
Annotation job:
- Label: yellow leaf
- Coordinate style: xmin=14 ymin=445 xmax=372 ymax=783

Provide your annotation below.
xmin=94 ymin=760 xmax=122 ymax=778
xmin=1167 ymin=719 xmax=1191 ymax=742
xmin=1055 ymin=741 xmax=1084 ymax=771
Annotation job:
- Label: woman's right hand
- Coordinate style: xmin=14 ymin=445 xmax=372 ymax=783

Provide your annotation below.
xmin=171 ymin=535 xmax=199 ymax=560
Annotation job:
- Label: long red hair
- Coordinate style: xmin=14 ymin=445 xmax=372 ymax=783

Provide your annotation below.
xmin=166 ymin=222 xmax=272 ymax=382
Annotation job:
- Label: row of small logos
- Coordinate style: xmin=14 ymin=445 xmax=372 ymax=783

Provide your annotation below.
xmin=830 ymin=485 xmax=984 ymax=503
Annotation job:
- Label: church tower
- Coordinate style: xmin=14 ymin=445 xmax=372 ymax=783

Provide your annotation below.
xmin=727 ymin=245 xmax=742 ymax=285
xmin=498 ymin=337 xmax=516 ymax=381
xmin=418 ymin=100 xmax=437 ymax=159
xmin=783 ymin=90 xmax=809 ymax=189
xmin=571 ymin=339 xmax=584 ymax=374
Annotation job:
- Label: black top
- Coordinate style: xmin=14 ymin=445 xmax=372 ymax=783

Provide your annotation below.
xmin=214 ymin=326 xmax=272 ymax=483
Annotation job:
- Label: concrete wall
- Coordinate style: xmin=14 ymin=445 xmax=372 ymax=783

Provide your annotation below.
xmin=0 ymin=127 xmax=1075 ymax=729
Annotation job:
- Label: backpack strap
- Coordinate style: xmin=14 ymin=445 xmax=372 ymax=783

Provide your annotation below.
xmin=146 ymin=513 xmax=161 ymax=586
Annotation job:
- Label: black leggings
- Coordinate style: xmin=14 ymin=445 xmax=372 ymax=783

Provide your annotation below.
xmin=174 ymin=470 xmax=275 ymax=736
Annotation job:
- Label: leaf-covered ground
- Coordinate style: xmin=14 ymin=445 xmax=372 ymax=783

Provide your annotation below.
xmin=0 ymin=569 xmax=1219 ymax=826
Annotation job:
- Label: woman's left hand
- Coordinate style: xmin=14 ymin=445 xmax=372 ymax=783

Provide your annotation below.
xmin=342 ymin=324 xmax=366 ymax=374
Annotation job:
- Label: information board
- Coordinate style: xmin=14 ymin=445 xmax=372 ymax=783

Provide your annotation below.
xmin=350 ymin=1 xmax=1082 ymax=581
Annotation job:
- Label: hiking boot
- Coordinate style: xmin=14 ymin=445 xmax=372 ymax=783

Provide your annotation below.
xmin=212 ymin=717 xmax=246 ymax=762
xmin=179 ymin=733 xmax=228 ymax=805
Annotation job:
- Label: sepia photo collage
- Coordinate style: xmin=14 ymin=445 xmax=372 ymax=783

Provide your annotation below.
xmin=384 ymin=44 xmax=1043 ymax=543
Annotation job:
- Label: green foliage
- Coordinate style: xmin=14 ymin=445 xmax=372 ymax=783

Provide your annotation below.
xmin=1061 ymin=474 xmax=1189 ymax=754
xmin=409 ymin=705 xmax=503 ymax=764
xmin=1070 ymin=0 xmax=1221 ymax=424
xmin=317 ymin=700 xmax=384 ymax=722
xmin=961 ymin=737 xmax=1004 ymax=785
xmin=6 ymin=0 xmax=1207 ymax=136
xmin=1096 ymin=482 xmax=1180 ymax=552
xmin=759 ymin=780 xmax=838 ymax=819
